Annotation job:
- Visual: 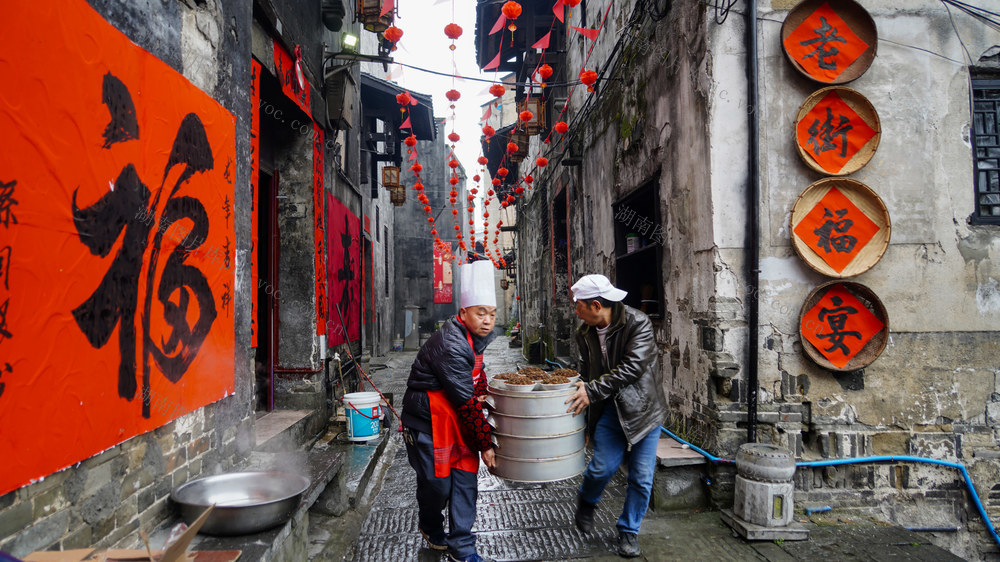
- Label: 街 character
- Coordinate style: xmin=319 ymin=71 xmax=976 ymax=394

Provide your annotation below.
xmin=813 ymin=207 xmax=857 ymax=254
xmin=72 ymin=72 xmax=218 ymax=418
xmin=816 ymin=295 xmax=861 ymax=355
xmin=799 ymin=16 xmax=847 ymax=70
xmin=807 ymin=107 xmax=853 ymax=158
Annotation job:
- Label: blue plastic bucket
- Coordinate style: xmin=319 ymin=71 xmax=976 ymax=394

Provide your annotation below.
xmin=343 ymin=391 xmax=382 ymax=441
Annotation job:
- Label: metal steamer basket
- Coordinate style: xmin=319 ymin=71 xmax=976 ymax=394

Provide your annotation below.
xmin=485 ymin=384 xmax=586 ymax=483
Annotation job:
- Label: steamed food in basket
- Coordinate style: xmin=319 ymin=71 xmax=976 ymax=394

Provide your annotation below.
xmin=490 ymin=369 xmax=581 ymax=391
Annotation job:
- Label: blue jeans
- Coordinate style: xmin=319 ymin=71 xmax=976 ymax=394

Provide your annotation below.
xmin=579 ymin=405 xmax=660 ymax=535
xmin=404 ymin=427 xmax=479 ymax=558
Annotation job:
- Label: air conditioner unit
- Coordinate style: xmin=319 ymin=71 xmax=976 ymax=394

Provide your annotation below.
xmin=325 ymin=66 xmax=356 ymax=130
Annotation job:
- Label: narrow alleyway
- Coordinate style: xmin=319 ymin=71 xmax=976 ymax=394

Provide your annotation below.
xmin=308 ymin=336 xmax=968 ymax=562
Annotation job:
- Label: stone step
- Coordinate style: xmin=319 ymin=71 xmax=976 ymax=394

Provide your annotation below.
xmin=651 ymin=435 xmax=711 ymax=512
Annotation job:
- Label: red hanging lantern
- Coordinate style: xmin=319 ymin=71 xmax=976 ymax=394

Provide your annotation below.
xmin=444 ymin=22 xmax=463 ymax=40
xmin=482 ymin=125 xmax=495 ymax=139
xmin=506 ymin=142 xmax=518 ymax=153
xmin=519 ymin=110 xmax=534 ymax=123
xmin=414 ymin=182 xmax=424 ymax=191
xmin=477 ymin=156 xmax=489 ymax=165
xmin=450 ymin=189 xmax=458 ymax=197
xmin=431 ymin=228 xmax=438 ymax=236
xmin=411 ymin=162 xmax=423 ymax=172
xmin=580 ymin=69 xmax=598 ymax=91
xmin=445 ymin=89 xmax=461 ymax=102
xmin=538 ymin=64 xmax=553 ymax=80
xmin=384 ymin=26 xmax=403 ymax=43
xmin=565 ymin=0 xmax=581 ymax=6
xmin=448 ymin=159 xmax=460 ymax=169
xmin=501 ymin=1 xmax=522 ymax=30
xmin=536 ymin=157 xmax=548 ymax=167
xmin=404 ymin=135 xmax=417 ymax=147
xmin=471 ymin=188 xmax=478 ymax=195
xmin=497 ymin=167 xmax=508 ymax=177
xmin=448 ymin=132 xmax=460 ymax=143
xmin=489 ymin=83 xmax=506 ymax=98
xmin=483 ymin=211 xmax=490 ymax=218
xmin=492 ymin=178 xmax=501 ymax=187
xmin=427 ymin=217 xmax=434 ymax=223
xmin=554 ymin=121 xmax=569 ymax=134
xmin=395 ymin=91 xmax=412 ymax=106
xmin=515 ymin=186 xmax=525 ymax=195
xmin=473 ymin=174 xmax=481 ymax=182
xmin=501 ymin=201 xmax=508 ymax=208
xmin=449 ymin=176 xmax=459 ymax=185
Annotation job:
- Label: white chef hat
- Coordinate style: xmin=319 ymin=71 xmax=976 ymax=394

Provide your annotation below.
xmin=460 ymin=260 xmax=496 ymax=309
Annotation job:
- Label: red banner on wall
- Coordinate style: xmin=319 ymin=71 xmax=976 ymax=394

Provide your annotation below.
xmin=801 ymin=284 xmax=883 ymax=368
xmin=0 ymin=1 xmax=236 ymax=496
xmin=250 ymin=58 xmax=261 ymax=348
xmin=434 ymin=244 xmax=454 ymax=304
xmin=273 ymin=40 xmax=311 ymax=116
xmin=326 ymin=194 xmax=360 ymax=345
xmin=313 ymin=125 xmax=327 ymax=336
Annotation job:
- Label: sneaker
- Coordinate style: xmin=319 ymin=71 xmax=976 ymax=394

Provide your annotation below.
xmin=419 ymin=528 xmax=447 ymax=551
xmin=574 ymin=495 xmax=596 ymax=534
xmin=446 ymin=553 xmax=492 ymax=562
xmin=616 ymin=531 xmax=641 ymax=558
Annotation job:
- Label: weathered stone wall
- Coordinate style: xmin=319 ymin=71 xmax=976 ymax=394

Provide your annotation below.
xmin=0 ymin=0 xmax=254 ymax=556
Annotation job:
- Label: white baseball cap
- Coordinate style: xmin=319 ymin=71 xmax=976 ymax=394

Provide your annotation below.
xmin=571 ymin=274 xmax=627 ymax=302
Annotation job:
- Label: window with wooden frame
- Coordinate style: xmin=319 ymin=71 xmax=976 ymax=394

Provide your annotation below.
xmin=613 ymin=175 xmax=663 ymax=319
xmin=972 ymin=77 xmax=1000 ymax=224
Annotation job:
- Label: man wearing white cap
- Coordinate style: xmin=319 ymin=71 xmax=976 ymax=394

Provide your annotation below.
xmin=564 ymin=274 xmax=667 ymax=558
xmin=401 ymin=259 xmax=498 ymax=562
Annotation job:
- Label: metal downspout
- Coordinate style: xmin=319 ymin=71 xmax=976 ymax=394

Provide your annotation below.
xmin=744 ymin=0 xmax=760 ymax=443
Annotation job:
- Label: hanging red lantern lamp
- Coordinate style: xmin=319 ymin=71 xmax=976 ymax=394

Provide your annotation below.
xmin=454 ymin=224 xmax=461 ymax=231
xmin=497 ymin=167 xmax=508 ymax=177
xmin=501 ymin=1 xmax=522 ymax=30
xmin=444 ymin=22 xmax=463 ymax=40
xmin=482 ymin=125 xmax=495 ymax=139
xmin=448 ymin=132 xmax=460 ymax=143
xmin=411 ymin=162 xmax=423 ymax=172
xmin=414 ymin=182 xmax=424 ymax=191
xmin=536 ymin=157 xmax=549 ymax=167
xmin=396 ymin=91 xmax=412 ymax=105
xmin=484 ymin=211 xmax=490 ymax=218
xmin=538 ymin=64 xmax=553 ymax=80
xmin=501 ymin=201 xmax=508 ymax=208
xmin=448 ymin=159 xmax=460 ymax=169
xmin=524 ymin=174 xmax=533 ymax=183
xmin=507 ymin=195 xmax=516 ymax=203
xmin=489 ymin=83 xmax=506 ymax=98
xmin=450 ymin=197 xmax=457 ymax=205
xmin=506 ymin=142 xmax=518 ymax=153
xmin=477 ymin=155 xmax=489 ymax=165
xmin=404 ymin=135 xmax=418 ymax=147
xmin=384 ymin=26 xmax=403 ymax=43
xmin=488 ymin=190 xmax=495 ymax=196
xmin=515 ymin=186 xmax=525 ymax=195
xmin=427 ymin=216 xmax=434 ymax=223
xmin=471 ymin=188 xmax=478 ymax=195
xmin=472 ymin=174 xmax=481 ymax=182
xmin=580 ymin=69 xmax=598 ymax=91
xmin=468 ymin=195 xmax=475 ymax=203
xmin=492 ymin=178 xmax=501 ymax=187
xmin=469 ymin=219 xmax=475 ymax=225
xmin=445 ymin=89 xmax=461 ymax=102
xmin=431 ymin=228 xmax=438 ymax=236
xmin=519 ymin=110 xmax=534 ymax=122
xmin=554 ymin=121 xmax=569 ymax=134
xmin=450 ymin=189 xmax=458 ymax=197
xmin=449 ymin=176 xmax=459 ymax=185
xmin=423 ymin=205 xmax=432 ymax=213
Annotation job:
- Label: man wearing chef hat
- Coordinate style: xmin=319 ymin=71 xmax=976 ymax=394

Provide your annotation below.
xmin=401 ymin=259 xmax=498 ymax=562
xmin=564 ymin=274 xmax=667 ymax=558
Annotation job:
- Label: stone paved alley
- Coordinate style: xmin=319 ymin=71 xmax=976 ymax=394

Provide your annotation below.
xmin=306 ymin=336 xmax=970 ymax=562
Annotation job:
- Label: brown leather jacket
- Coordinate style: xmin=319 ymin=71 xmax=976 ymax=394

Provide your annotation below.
xmin=576 ymin=303 xmax=667 ymax=445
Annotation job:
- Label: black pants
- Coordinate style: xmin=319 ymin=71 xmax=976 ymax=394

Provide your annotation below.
xmin=404 ymin=427 xmax=479 ymax=558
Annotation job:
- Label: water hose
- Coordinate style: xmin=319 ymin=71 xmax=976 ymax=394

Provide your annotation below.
xmin=659 ymin=426 xmax=1000 ymax=547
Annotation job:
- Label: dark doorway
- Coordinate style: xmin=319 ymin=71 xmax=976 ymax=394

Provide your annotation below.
xmin=255 ymin=171 xmax=277 ymax=412
xmin=364 ymin=238 xmax=374 ymax=355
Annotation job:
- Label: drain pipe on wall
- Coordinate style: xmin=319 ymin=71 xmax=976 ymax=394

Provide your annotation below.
xmin=744 ymin=0 xmax=761 ymax=443
xmin=659 ymin=426 xmax=1000 ymax=547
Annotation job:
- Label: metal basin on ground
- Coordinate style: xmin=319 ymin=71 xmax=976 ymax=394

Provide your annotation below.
xmin=493 ymin=448 xmax=587 ymax=483
xmin=171 ymin=471 xmax=310 ymax=536
xmin=487 ymin=411 xmax=584 ymax=437
xmin=492 ymin=427 xmax=584 ymax=459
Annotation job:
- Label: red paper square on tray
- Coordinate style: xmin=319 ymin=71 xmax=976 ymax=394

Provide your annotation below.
xmin=795 ymin=90 xmax=877 ymax=174
xmin=801 ymin=284 xmax=884 ymax=368
xmin=793 ymin=187 xmax=879 ymax=273
xmin=784 ymin=2 xmax=870 ymax=83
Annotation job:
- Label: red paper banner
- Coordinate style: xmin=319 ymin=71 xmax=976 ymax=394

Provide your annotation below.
xmin=0 ymin=1 xmax=236 ymax=496
xmin=326 ymin=194 xmax=360 ymax=345
xmin=313 ymin=125 xmax=327 ymax=336
xmin=250 ymin=59 xmax=261 ymax=348
xmin=796 ymin=90 xmax=876 ymax=173
xmin=273 ymin=40 xmax=311 ymax=116
xmin=801 ymin=284 xmax=883 ymax=368
xmin=434 ymin=244 xmax=454 ymax=304
xmin=793 ymin=187 xmax=879 ymax=273
xmin=783 ymin=2 xmax=869 ymax=83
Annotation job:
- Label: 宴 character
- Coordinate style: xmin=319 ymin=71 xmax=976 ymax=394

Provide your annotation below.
xmin=799 ymin=16 xmax=847 ymax=71
xmin=813 ymin=207 xmax=857 ymax=254
xmin=816 ymin=295 xmax=861 ymax=355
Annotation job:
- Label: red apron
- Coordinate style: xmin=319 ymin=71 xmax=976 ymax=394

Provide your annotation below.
xmin=428 ymin=325 xmax=484 ymax=478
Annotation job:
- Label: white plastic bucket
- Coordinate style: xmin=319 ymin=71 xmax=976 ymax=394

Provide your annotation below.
xmin=343 ymin=392 xmax=382 ymax=442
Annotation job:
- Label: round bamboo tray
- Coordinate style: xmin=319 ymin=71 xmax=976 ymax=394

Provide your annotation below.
xmin=790 ymin=177 xmax=890 ymax=278
xmin=781 ymin=0 xmax=877 ymax=85
xmin=794 ymin=86 xmax=880 ymax=176
xmin=798 ymin=280 xmax=888 ymax=372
